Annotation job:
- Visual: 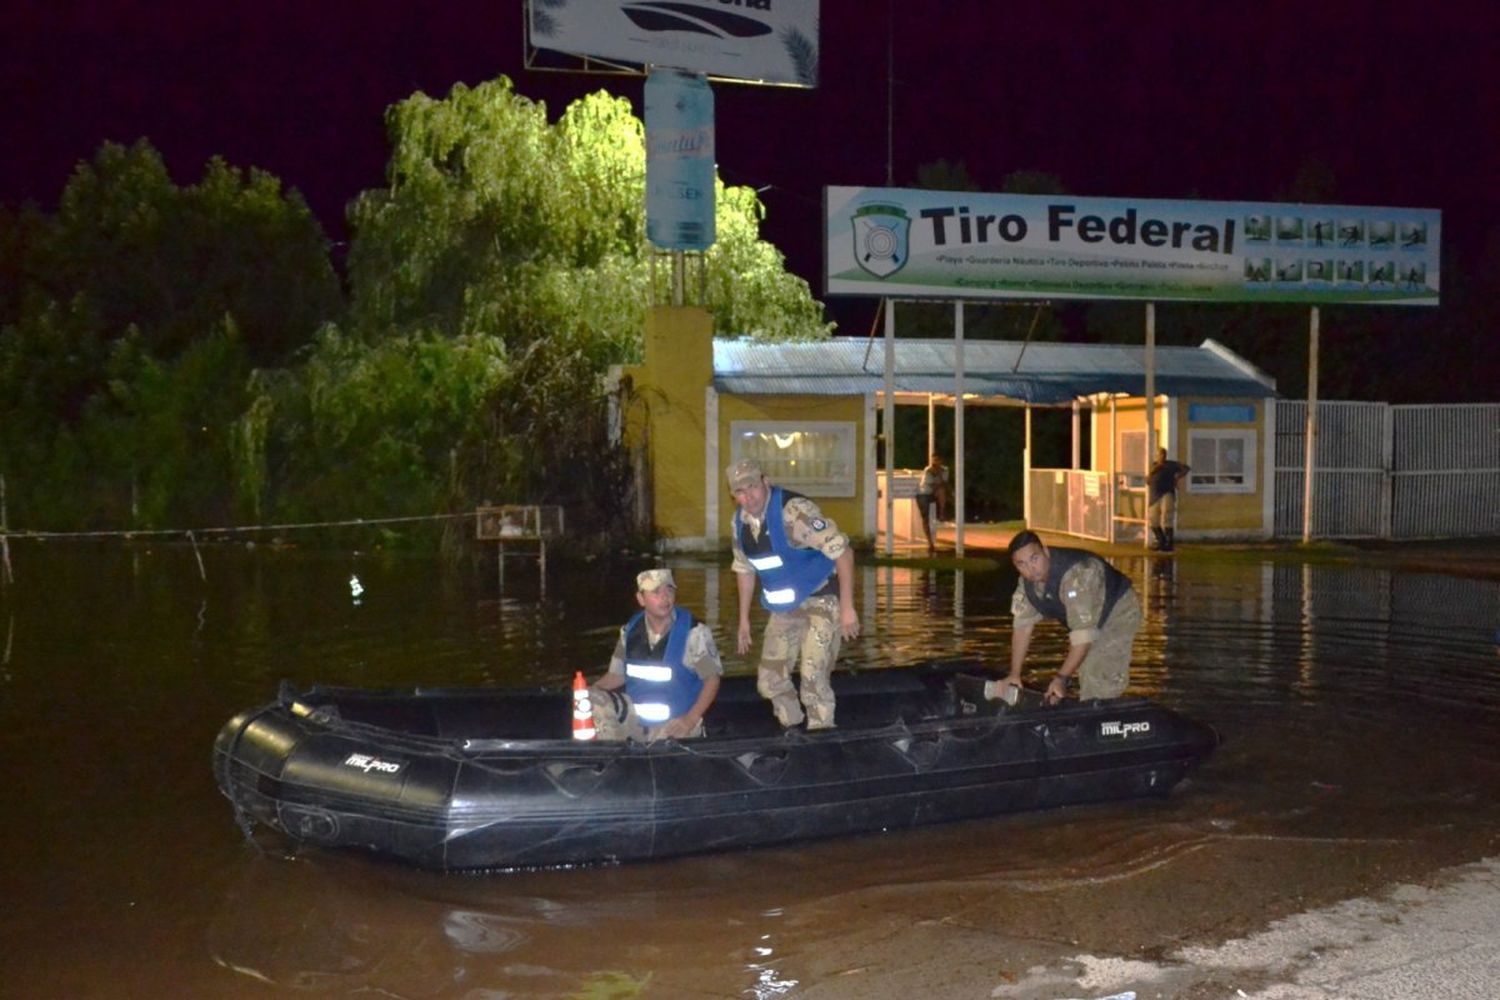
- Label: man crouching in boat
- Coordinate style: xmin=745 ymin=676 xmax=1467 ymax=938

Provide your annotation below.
xmin=992 ymin=530 xmax=1141 ymax=706
xmin=588 ymin=568 xmax=723 ymax=741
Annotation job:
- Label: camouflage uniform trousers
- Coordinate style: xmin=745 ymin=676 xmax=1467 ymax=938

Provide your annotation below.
xmin=757 ymin=593 xmax=841 ymax=729
xmin=1078 ymin=588 xmax=1141 ymax=701
xmin=588 ymin=688 xmax=704 ymax=742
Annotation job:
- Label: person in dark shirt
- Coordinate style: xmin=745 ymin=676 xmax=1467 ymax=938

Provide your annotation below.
xmin=1147 ymin=448 xmax=1190 ymax=552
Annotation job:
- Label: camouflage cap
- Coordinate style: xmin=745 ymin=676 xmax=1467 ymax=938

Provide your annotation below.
xmin=725 ymin=458 xmax=766 ymax=490
xmin=636 ymin=568 xmax=675 ymax=593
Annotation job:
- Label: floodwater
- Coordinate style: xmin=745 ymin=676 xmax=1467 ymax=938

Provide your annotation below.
xmin=1 ymin=543 xmax=1498 ymax=999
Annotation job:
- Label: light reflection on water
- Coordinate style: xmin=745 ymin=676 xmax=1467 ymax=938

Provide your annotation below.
xmin=1 ymin=544 xmax=1498 ymax=998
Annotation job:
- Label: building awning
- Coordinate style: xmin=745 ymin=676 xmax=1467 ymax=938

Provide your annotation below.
xmin=713 ymin=338 xmax=1277 ymax=405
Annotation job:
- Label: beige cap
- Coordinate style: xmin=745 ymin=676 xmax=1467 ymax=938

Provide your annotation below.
xmin=636 ymin=568 xmax=676 ymax=592
xmin=725 ymin=458 xmax=765 ymax=490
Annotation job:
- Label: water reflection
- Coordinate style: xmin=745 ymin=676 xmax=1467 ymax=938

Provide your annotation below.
xmin=2 ymin=544 xmax=1500 ymax=998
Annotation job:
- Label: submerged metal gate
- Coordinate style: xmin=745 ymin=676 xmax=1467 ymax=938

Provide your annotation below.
xmin=1275 ymin=402 xmax=1500 ymax=539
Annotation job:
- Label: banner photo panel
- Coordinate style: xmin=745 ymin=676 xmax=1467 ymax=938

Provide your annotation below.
xmin=528 ymin=0 xmax=820 ymax=87
xmin=825 ymin=186 xmax=1440 ymax=306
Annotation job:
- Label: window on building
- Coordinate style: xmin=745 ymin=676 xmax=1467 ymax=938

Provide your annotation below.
xmin=1188 ymin=430 xmax=1256 ymax=492
xmin=730 ymin=421 xmax=856 ymax=497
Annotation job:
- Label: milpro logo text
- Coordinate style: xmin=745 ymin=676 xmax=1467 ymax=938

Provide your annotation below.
xmin=1098 ymin=720 xmax=1152 ymax=739
xmin=343 ymin=752 xmax=404 ymax=775
xmin=622 ymin=1 xmax=774 ymax=39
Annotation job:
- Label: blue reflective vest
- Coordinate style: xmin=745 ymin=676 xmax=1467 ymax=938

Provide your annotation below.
xmin=623 ymin=610 xmax=705 ymax=724
xmin=735 ymin=486 xmax=836 ymax=612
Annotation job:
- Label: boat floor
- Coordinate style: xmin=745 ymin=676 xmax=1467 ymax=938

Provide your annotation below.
xmin=296 ymin=661 xmax=1043 ymax=745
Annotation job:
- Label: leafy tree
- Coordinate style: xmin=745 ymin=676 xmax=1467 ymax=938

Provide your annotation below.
xmin=346 ymin=77 xmax=828 ymax=348
xmin=34 ymin=140 xmax=341 ymax=366
xmin=237 ymin=77 xmax=828 ymax=539
xmin=0 ymin=140 xmax=340 ymax=529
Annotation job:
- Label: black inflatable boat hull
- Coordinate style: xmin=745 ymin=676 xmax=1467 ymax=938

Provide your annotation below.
xmin=213 ymin=663 xmax=1217 ymax=870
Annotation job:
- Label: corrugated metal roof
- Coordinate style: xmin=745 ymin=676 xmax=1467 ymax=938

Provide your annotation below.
xmin=713 ymin=338 xmax=1276 ymax=405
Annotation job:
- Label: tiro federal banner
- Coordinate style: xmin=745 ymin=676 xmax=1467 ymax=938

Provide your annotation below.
xmin=826 ymin=186 xmax=1441 ymax=306
xmin=528 ymin=0 xmax=819 ymax=87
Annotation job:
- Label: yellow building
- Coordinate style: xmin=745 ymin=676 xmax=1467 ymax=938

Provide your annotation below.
xmin=614 ymin=307 xmax=1278 ymax=551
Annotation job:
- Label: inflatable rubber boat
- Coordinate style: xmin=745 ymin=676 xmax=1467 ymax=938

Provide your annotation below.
xmin=213 ymin=662 xmax=1217 ymax=871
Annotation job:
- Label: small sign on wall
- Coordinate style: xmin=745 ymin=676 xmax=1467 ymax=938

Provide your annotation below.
xmin=1189 ymin=403 xmax=1256 ymax=423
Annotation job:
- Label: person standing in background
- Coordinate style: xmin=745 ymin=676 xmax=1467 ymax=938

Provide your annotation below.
xmin=915 ymin=453 xmax=950 ymax=556
xmin=1147 ymin=447 xmax=1190 ymax=552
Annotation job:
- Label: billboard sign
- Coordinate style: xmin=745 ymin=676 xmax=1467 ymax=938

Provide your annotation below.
xmin=826 ymin=186 xmax=1441 ymax=306
xmin=645 ymin=68 xmax=715 ymax=251
xmin=528 ymin=0 xmax=819 ymax=87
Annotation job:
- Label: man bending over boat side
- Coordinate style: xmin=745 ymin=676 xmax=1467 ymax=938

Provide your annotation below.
xmin=728 ymin=458 xmax=860 ymax=730
xmin=588 ymin=568 xmax=723 ymax=741
xmin=987 ymin=530 xmax=1141 ymax=706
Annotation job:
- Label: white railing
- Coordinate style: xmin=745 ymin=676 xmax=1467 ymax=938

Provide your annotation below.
xmin=1028 ymin=468 xmax=1114 ymax=541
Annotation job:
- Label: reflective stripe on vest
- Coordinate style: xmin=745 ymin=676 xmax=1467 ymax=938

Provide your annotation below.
xmin=762 ymin=586 xmax=797 ymax=606
xmin=635 ymin=702 xmax=671 ymax=723
xmin=748 ymin=554 xmax=783 ymax=571
xmin=625 ymin=662 xmax=674 ymax=683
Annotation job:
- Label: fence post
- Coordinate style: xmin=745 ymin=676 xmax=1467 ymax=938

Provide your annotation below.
xmin=1380 ymin=403 xmax=1394 ymax=539
xmin=1301 ymin=307 xmax=1320 ymax=544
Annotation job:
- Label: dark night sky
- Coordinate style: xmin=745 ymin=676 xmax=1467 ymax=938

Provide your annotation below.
xmin=3 ymin=1 xmax=1496 ymax=350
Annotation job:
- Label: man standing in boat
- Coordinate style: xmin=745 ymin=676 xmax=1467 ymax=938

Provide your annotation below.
xmin=728 ymin=458 xmax=860 ymax=730
xmin=589 ymin=568 xmax=722 ymax=740
xmin=990 ymin=530 xmax=1141 ymax=705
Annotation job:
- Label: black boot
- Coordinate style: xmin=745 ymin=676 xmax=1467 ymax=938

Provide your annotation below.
xmin=1163 ymin=528 xmax=1175 ymax=552
xmin=1151 ymin=527 xmax=1167 ymax=551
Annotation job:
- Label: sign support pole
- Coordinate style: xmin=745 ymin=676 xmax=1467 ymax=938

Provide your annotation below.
xmin=954 ymin=300 xmax=966 ymax=556
xmin=1144 ymin=302 xmax=1156 ymax=549
xmin=883 ymin=299 xmax=895 ymax=556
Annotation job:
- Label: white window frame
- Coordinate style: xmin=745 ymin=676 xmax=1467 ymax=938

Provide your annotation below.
xmin=729 ymin=420 xmax=856 ymax=497
xmin=1188 ymin=429 xmax=1257 ymax=493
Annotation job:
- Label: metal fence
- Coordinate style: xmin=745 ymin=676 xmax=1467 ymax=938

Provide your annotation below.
xmin=1028 ymin=468 xmax=1112 ymax=540
xmin=1275 ymin=401 xmax=1500 ymax=539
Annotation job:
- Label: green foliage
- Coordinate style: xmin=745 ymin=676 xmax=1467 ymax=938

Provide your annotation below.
xmin=5 ymin=78 xmax=831 ymax=540
xmin=348 ymin=77 xmax=828 ymax=348
xmin=266 ymin=75 xmax=828 ymax=539
xmin=0 ymin=139 xmax=339 ymax=530
xmin=38 ymin=140 xmax=341 ymax=365
xmin=236 ymin=322 xmax=629 ymax=537
xmin=702 ymin=181 xmax=829 ymax=342
xmin=0 ymin=310 xmax=251 ymax=529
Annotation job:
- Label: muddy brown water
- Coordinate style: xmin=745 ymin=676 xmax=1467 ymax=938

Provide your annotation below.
xmin=1 ymin=544 xmax=1497 ymax=998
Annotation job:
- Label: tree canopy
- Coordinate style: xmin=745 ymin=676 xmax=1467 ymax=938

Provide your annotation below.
xmin=1 ymin=77 xmax=833 ymax=538
xmin=241 ymin=77 xmax=831 ymax=537
xmin=0 ymin=140 xmax=341 ymax=529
